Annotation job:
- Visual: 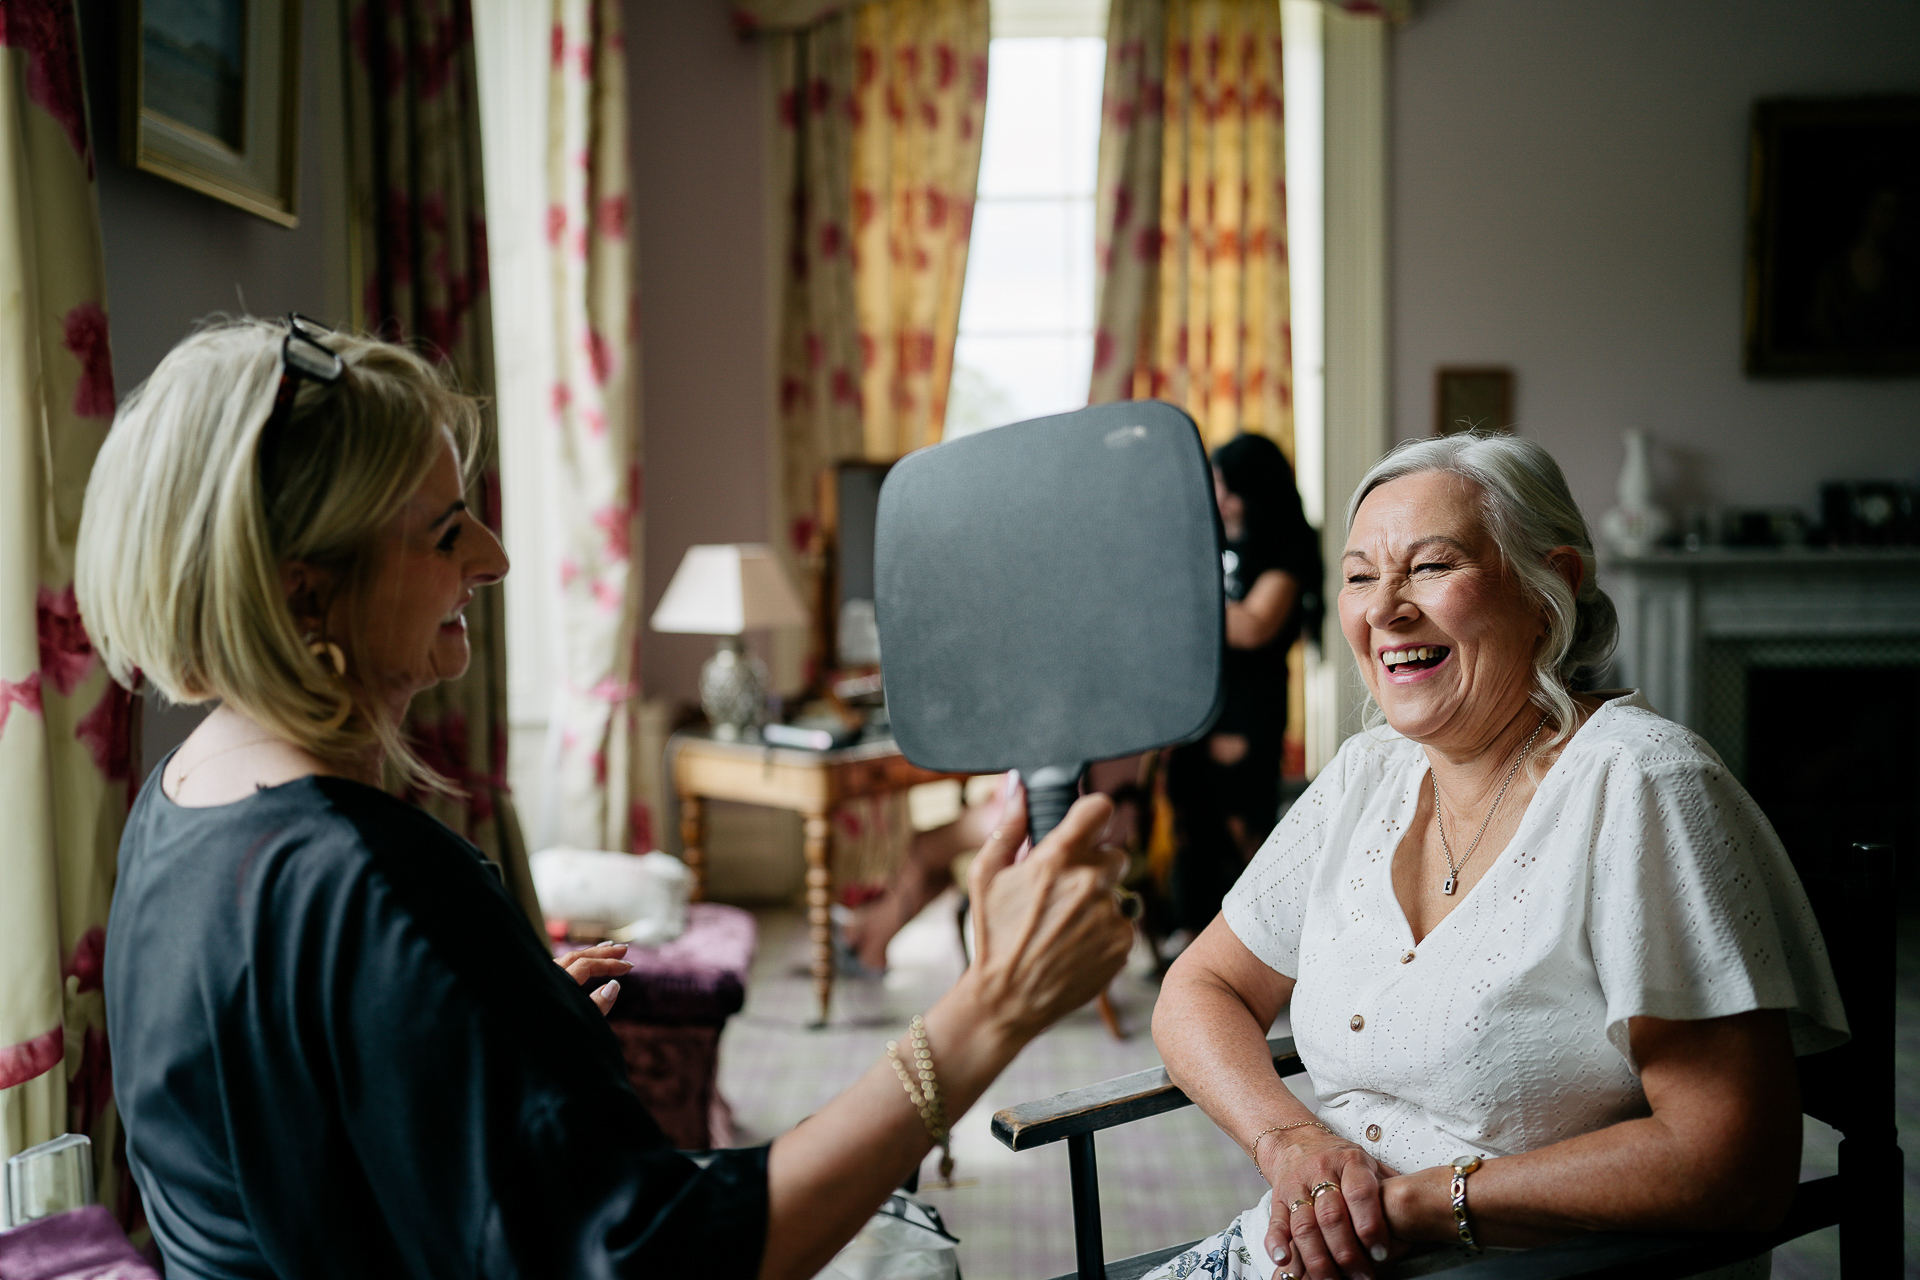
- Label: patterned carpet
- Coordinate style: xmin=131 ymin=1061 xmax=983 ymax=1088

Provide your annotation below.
xmin=714 ymin=898 xmax=1920 ymax=1278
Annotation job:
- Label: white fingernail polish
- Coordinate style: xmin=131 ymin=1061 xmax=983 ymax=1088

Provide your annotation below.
xmin=1372 ymin=1245 xmax=1388 ymax=1261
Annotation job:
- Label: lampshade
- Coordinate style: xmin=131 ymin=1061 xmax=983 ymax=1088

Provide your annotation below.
xmin=649 ymin=544 xmax=810 ymax=635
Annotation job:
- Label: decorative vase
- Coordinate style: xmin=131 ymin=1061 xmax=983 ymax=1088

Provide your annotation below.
xmin=1601 ymin=429 xmax=1671 ymax=556
xmin=699 ymin=637 xmax=767 ymax=740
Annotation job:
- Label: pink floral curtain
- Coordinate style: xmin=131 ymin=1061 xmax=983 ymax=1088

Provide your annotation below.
xmin=346 ymin=0 xmax=541 ymax=929
xmin=772 ymin=10 xmax=863 ymax=555
xmin=546 ymin=0 xmax=648 ymax=855
xmin=850 ymin=0 xmax=988 ymax=460
xmin=1090 ymin=0 xmax=1291 ymax=456
xmin=0 ymin=0 xmax=139 ymax=1219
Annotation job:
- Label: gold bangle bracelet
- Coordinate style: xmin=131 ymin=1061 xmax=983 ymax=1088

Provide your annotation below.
xmin=1246 ymin=1119 xmax=1333 ymax=1167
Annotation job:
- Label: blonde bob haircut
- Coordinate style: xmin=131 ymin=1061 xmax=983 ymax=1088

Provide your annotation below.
xmin=75 ymin=316 xmax=480 ymax=793
xmin=1345 ymin=429 xmax=1619 ymax=754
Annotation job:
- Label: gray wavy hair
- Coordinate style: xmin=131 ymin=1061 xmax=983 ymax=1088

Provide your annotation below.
xmin=1346 ymin=430 xmax=1618 ymax=749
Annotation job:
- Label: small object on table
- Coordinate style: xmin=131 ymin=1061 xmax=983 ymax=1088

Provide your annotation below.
xmin=762 ymin=721 xmax=859 ymax=751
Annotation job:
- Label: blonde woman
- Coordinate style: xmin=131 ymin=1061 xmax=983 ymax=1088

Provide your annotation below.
xmin=77 ymin=317 xmax=1133 ymax=1279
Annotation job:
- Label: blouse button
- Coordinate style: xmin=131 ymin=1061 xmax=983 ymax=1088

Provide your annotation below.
xmin=1400 ymin=950 xmax=1416 ymax=964
xmin=1350 ymin=1014 xmax=1365 ymax=1032
xmin=1365 ymin=1124 xmax=1382 ymax=1142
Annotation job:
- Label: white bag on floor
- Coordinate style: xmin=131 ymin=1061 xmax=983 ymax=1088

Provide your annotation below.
xmin=815 ymin=1193 xmax=960 ymax=1280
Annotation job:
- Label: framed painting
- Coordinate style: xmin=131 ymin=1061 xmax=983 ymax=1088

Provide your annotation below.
xmin=1433 ymin=367 xmax=1513 ymax=436
xmin=122 ymin=0 xmax=302 ymax=227
xmin=1744 ymin=97 xmax=1920 ymax=376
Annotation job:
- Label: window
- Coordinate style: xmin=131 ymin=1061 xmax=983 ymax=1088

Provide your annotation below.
xmin=944 ymin=26 xmax=1106 ymax=438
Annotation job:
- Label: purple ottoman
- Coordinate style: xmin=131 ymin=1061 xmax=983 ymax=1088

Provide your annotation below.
xmin=0 ymin=1205 xmax=158 ymax=1280
xmin=556 ymin=902 xmax=756 ymax=1149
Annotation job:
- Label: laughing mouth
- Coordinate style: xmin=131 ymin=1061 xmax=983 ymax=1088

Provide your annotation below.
xmin=1382 ymin=645 xmax=1449 ymax=674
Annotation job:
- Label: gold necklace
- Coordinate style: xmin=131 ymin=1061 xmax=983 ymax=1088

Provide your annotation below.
xmin=1431 ymin=717 xmax=1544 ymax=895
xmin=171 ymin=734 xmax=281 ymax=792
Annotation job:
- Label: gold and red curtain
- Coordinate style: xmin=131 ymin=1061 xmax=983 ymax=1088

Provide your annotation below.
xmin=1089 ymin=0 xmax=1292 ymax=456
xmin=755 ymin=0 xmax=987 ymax=552
xmin=0 ymin=0 xmax=139 ymax=1221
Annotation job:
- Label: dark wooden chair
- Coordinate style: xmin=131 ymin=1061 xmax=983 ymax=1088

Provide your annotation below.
xmin=992 ymin=842 xmax=1903 ymax=1280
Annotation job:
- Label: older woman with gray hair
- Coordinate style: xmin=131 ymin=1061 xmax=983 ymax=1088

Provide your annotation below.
xmin=1148 ymin=431 xmax=1846 ymax=1280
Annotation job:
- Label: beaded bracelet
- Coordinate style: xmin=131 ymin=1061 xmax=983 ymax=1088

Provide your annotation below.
xmin=1246 ymin=1119 xmax=1334 ymax=1168
xmin=885 ymin=1014 xmax=954 ymax=1183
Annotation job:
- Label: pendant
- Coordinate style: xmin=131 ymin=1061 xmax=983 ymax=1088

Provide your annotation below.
xmin=1442 ymin=874 xmax=1456 ymax=895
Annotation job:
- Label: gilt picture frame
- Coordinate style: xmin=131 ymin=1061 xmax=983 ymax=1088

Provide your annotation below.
xmin=122 ymin=0 xmax=302 ymax=227
xmin=1743 ymin=96 xmax=1920 ymax=376
xmin=1433 ymin=367 xmax=1513 ymax=436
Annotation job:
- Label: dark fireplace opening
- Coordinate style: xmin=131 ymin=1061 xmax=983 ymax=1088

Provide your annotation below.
xmin=1744 ymin=663 xmax=1920 ymax=912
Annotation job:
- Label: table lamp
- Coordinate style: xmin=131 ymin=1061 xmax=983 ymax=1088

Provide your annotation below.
xmin=650 ymin=544 xmax=810 ymax=739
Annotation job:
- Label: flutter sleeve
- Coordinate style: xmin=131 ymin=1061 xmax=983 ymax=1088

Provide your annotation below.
xmin=1584 ymin=750 xmax=1850 ymax=1068
xmin=1220 ymin=734 xmax=1369 ymax=979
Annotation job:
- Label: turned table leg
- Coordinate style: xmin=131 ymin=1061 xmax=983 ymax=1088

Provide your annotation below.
xmin=804 ymin=811 xmax=833 ymax=1028
xmin=679 ymin=793 xmax=706 ymax=903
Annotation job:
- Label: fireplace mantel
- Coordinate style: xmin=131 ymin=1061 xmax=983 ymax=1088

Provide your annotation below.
xmin=1599 ymin=548 xmax=1920 ymax=734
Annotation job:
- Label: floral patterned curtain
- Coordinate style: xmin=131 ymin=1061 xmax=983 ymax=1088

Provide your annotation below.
xmin=545 ymin=0 xmax=648 ymax=855
xmin=850 ymin=0 xmax=988 ymax=460
xmin=1090 ymin=0 xmax=1291 ymax=456
xmin=0 ymin=0 xmax=139 ymax=1218
xmin=772 ymin=11 xmax=863 ymax=554
xmin=1088 ymin=0 xmax=1165 ymax=410
xmin=346 ymin=0 xmax=541 ymax=930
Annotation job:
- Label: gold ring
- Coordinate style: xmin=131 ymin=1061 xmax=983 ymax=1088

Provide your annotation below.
xmin=1310 ymin=1180 xmax=1340 ymax=1199
xmin=1287 ymin=1197 xmax=1310 ymax=1214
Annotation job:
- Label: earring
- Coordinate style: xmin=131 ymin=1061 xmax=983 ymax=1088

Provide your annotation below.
xmin=307 ymin=637 xmax=347 ymax=676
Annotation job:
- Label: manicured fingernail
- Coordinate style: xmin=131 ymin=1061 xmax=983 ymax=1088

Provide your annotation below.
xmin=1273 ymin=1241 xmax=1288 ymax=1264
xmin=598 ymin=980 xmax=620 ymax=997
xmin=1371 ymin=1245 xmax=1387 ymax=1262
xmin=1001 ymin=771 xmax=1018 ymax=800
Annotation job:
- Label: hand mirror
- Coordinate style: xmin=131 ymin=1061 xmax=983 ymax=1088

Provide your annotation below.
xmin=874 ymin=401 xmax=1224 ymax=842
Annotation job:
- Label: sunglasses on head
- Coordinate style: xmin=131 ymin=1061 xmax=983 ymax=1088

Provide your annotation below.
xmin=262 ymin=314 xmax=344 ymax=439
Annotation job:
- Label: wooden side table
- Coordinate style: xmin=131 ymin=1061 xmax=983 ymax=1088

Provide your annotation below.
xmin=669 ymin=731 xmax=964 ymax=1027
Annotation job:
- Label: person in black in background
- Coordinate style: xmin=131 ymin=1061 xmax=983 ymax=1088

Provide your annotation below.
xmin=1166 ymin=433 xmax=1323 ymax=942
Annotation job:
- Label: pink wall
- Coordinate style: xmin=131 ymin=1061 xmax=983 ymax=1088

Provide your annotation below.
xmin=1391 ymin=0 xmax=1920 ymax=528
xmin=627 ymin=0 xmax=777 ymax=706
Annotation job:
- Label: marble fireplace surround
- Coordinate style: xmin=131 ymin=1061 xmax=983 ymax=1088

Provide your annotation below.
xmin=1600 ymin=548 xmax=1920 ymax=757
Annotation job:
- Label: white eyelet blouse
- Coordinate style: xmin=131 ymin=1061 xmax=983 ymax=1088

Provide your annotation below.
xmin=1221 ymin=690 xmax=1848 ymax=1182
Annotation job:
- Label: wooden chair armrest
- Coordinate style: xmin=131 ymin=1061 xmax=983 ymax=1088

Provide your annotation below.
xmin=991 ymin=1035 xmax=1302 ymax=1152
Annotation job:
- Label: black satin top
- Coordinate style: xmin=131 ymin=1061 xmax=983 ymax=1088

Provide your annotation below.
xmin=106 ymin=765 xmax=767 ymax=1278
